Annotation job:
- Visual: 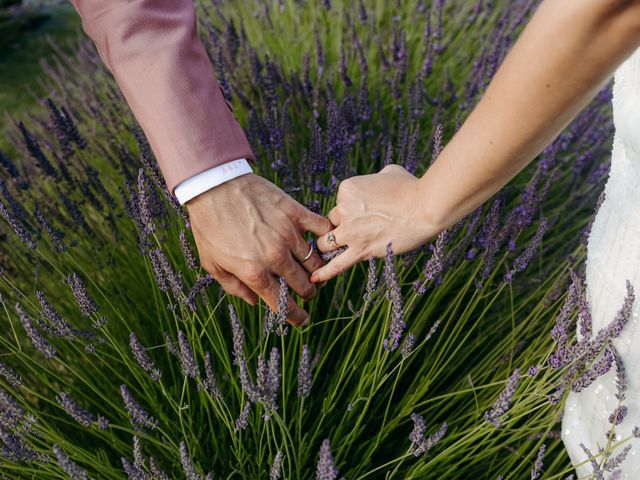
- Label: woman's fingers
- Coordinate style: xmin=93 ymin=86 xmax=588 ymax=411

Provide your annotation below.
xmin=316 ymin=226 xmax=347 ymax=253
xmin=326 ymin=207 xmax=340 ymax=227
xmin=310 ymin=247 xmax=360 ymax=283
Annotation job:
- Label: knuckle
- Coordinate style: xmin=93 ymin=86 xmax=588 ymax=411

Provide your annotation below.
xmin=245 ymin=267 xmax=269 ymax=288
xmin=265 ymin=247 xmax=287 ymax=265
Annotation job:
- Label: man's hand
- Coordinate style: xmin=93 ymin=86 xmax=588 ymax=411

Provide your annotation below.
xmin=186 ymin=174 xmax=333 ymax=326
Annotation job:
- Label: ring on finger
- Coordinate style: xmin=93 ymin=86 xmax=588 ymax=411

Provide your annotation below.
xmin=327 ymin=231 xmax=339 ymax=249
xmin=297 ymin=241 xmax=315 ymax=264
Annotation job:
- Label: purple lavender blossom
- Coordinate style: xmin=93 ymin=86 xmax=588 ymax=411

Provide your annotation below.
xmin=579 ymin=443 xmax=604 ymax=480
xmin=148 ymin=249 xmax=184 ymax=306
xmin=382 ymin=244 xmax=406 ymax=351
xmin=363 ymin=257 xmax=378 ymax=303
xmin=610 ymin=344 xmax=627 ymax=401
xmin=409 ymin=413 xmax=427 ymax=456
xmin=484 ymin=368 xmax=521 ymax=427
xmin=316 ymin=439 xmax=339 ymax=480
xmin=179 ymin=441 xmax=204 ymax=480
xmin=409 ymin=412 xmax=448 ymax=456
xmin=504 ymin=217 xmax=548 ymax=283
xmin=0 ymin=362 xmax=22 ymax=388
xmin=129 ymin=332 xmax=161 ymax=381
xmin=229 ymin=304 xmax=245 ymax=367
xmin=604 ymin=445 xmax=633 ymax=471
xmin=150 ymin=456 xmax=169 ymax=480
xmin=609 ymin=405 xmax=628 ymax=426
xmin=275 ymin=277 xmax=289 ymax=336
xmin=531 ymin=443 xmax=546 ymax=479
xmin=401 ymin=333 xmax=416 ymax=359
xmin=235 ymin=402 xmax=251 ymax=431
xmin=198 ymin=352 xmax=222 ymax=400
xmin=416 ymin=230 xmax=446 ymax=295
xmin=571 ymin=347 xmax=614 ymax=393
xmin=165 ymin=331 xmax=179 ymax=358
xmin=65 ymin=272 xmax=99 ymax=318
xmin=37 ymin=290 xmax=71 ymax=337
xmin=0 ymin=386 xmax=24 ymax=430
xmin=53 ymin=445 xmax=88 ymax=480
xmin=297 ymin=344 xmax=312 ymax=398
xmin=136 ymin=168 xmax=156 ymax=236
xmin=120 ymin=384 xmax=158 ymax=430
xmin=133 ymin=435 xmax=144 ymax=469
xmin=15 ymin=303 xmax=56 ymax=359
xmin=178 ymin=330 xmax=200 ymax=379
xmin=185 ymin=273 xmax=214 ymax=312
xmin=271 ymin=450 xmax=283 ymax=480
xmin=121 ymin=456 xmax=146 ymax=480
xmin=180 ymin=229 xmax=198 ymax=270
xmin=0 ymin=201 xmax=35 ymax=249
xmin=56 ymin=392 xmax=108 ymax=429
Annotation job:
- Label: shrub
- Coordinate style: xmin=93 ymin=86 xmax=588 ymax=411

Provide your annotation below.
xmin=0 ymin=0 xmax=630 ymax=478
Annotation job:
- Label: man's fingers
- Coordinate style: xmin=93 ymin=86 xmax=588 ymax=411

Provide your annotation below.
xmin=244 ymin=271 xmax=309 ymax=326
xmin=298 ymin=207 xmax=334 ymax=236
xmin=326 ymin=207 xmax=340 ymax=227
xmin=212 ymin=269 xmax=258 ymax=306
xmin=316 ymin=226 xmax=346 ymax=253
xmin=274 ymin=253 xmax=317 ymax=301
xmin=292 ymin=238 xmax=325 ymax=276
xmin=310 ymin=247 xmax=360 ymax=283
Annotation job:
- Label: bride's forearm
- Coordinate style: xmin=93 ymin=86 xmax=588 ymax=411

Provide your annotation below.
xmin=417 ymin=0 xmax=640 ymax=232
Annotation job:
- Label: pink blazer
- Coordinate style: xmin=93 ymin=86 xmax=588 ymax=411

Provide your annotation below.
xmin=69 ymin=0 xmax=256 ymax=193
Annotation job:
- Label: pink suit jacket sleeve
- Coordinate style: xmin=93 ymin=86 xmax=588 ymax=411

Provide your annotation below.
xmin=69 ymin=0 xmax=256 ymax=194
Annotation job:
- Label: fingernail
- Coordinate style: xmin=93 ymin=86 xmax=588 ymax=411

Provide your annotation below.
xmin=310 ymin=274 xmax=319 ymax=283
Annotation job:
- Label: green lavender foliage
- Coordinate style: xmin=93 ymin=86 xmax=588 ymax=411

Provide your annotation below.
xmin=0 ymin=0 xmax=626 ymax=478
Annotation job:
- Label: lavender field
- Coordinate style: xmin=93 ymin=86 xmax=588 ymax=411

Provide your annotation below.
xmin=0 ymin=0 xmax=629 ymax=478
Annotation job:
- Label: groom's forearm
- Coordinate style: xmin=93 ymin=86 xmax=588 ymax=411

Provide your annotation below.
xmin=417 ymin=0 xmax=640 ymax=231
xmin=69 ymin=0 xmax=256 ymax=193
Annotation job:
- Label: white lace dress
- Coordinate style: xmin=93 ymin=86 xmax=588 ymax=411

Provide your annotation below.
xmin=561 ymin=47 xmax=640 ymax=478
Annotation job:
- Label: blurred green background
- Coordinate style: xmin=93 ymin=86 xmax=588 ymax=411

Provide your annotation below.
xmin=0 ymin=0 xmax=80 ymax=152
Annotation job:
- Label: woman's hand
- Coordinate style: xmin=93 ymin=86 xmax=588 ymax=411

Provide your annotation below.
xmin=310 ymin=164 xmax=440 ymax=283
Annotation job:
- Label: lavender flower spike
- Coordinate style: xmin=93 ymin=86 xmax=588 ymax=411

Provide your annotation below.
xmin=484 ymin=368 xmax=521 ymax=427
xmin=0 ymin=361 xmax=22 ymax=388
xmin=15 ymin=303 xmax=57 ymax=359
xmin=235 ymin=402 xmax=251 ymax=431
xmin=409 ymin=413 xmax=427 ymax=456
xmin=129 ymin=332 xmax=161 ymax=381
xmin=297 ymin=344 xmax=312 ymax=398
xmin=316 ymin=439 xmax=339 ymax=480
xmin=65 ymin=272 xmax=99 ymax=318
xmin=178 ymin=330 xmax=200 ymax=379
xmin=37 ymin=290 xmax=71 ymax=337
xmin=56 ymin=391 xmax=108 ymax=429
xmin=531 ymin=443 xmax=546 ymax=479
xmin=53 ymin=445 xmax=89 ymax=480
xmin=409 ymin=412 xmax=448 ymax=456
xmin=382 ymin=243 xmax=406 ymax=352
xmin=271 ymin=450 xmax=284 ymax=480
xmin=198 ymin=352 xmax=222 ymax=400
xmin=180 ymin=441 xmax=204 ymax=480
xmin=120 ymin=384 xmax=158 ymax=430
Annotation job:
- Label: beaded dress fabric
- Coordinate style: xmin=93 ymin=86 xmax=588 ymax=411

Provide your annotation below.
xmin=561 ymin=47 xmax=640 ymax=478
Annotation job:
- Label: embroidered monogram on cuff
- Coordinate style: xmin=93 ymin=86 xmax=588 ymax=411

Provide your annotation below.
xmin=173 ymin=158 xmax=253 ymax=204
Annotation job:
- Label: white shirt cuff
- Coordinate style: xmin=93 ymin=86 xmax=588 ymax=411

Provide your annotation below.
xmin=173 ymin=158 xmax=253 ymax=205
